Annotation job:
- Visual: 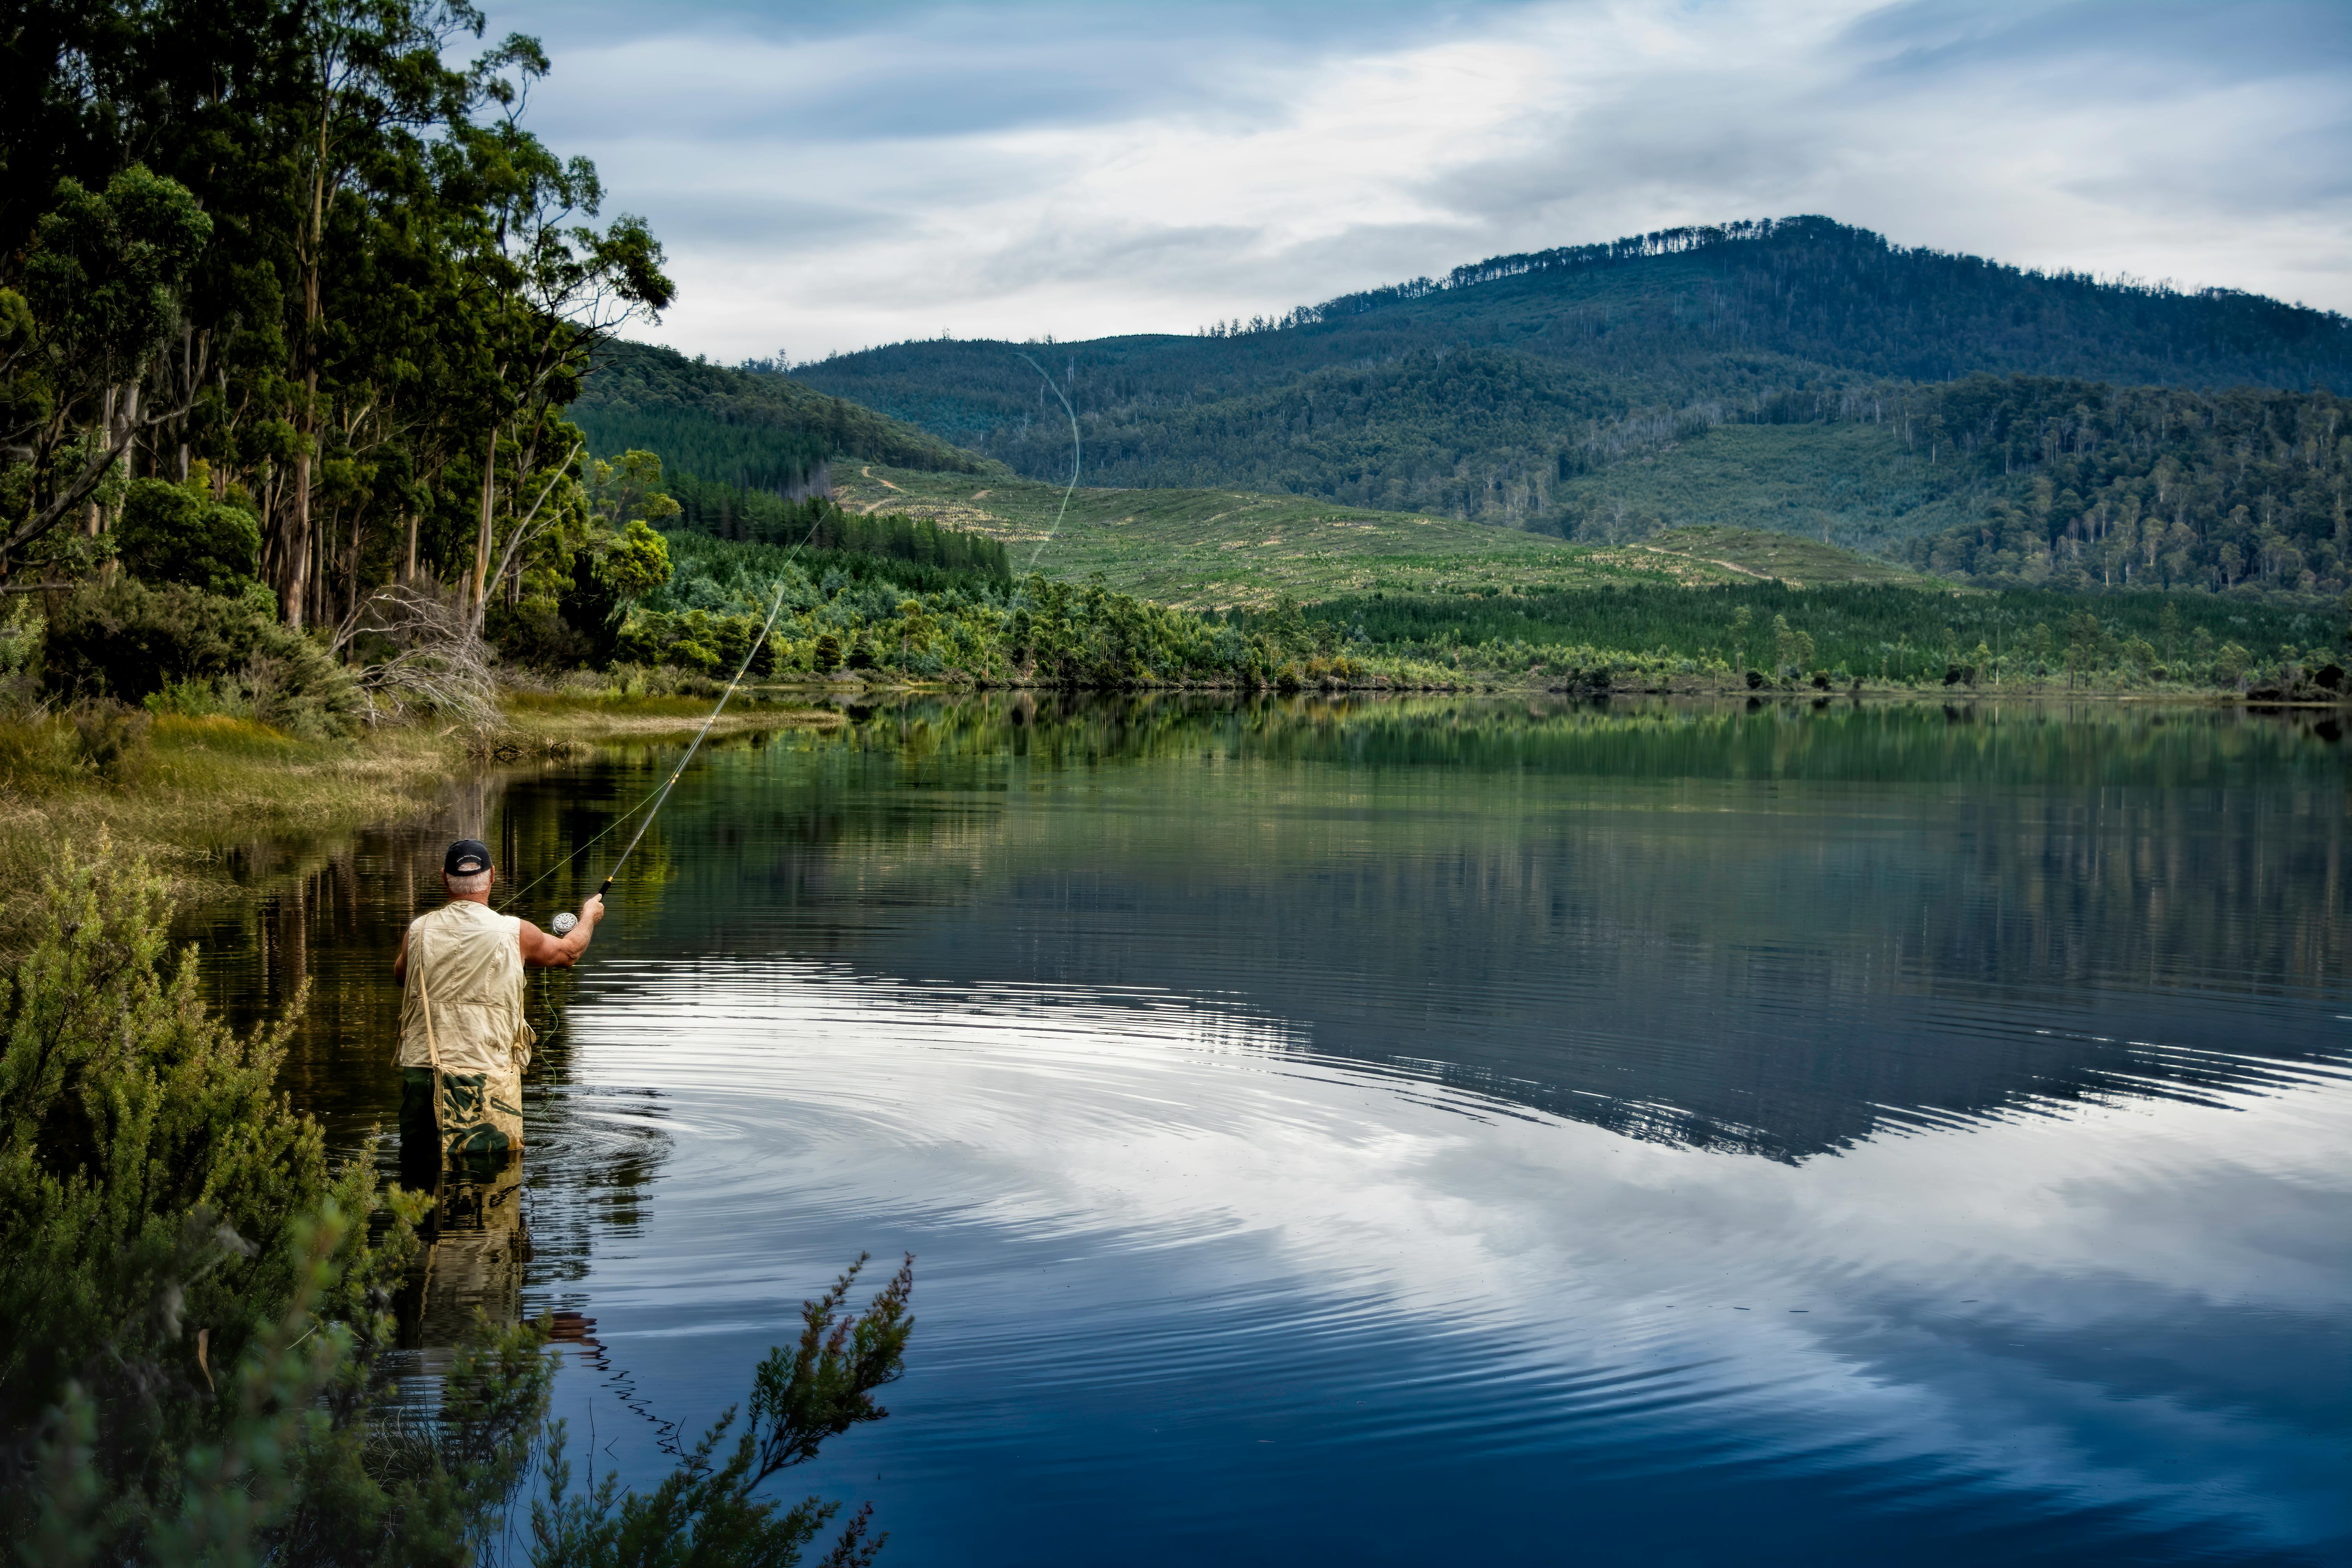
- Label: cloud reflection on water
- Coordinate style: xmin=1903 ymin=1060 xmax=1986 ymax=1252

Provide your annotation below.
xmin=538 ymin=958 xmax=2350 ymax=1564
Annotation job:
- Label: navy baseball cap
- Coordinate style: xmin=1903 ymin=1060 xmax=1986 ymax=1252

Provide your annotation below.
xmin=444 ymin=839 xmax=493 ymax=876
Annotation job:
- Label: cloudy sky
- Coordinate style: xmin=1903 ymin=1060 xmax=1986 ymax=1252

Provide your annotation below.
xmin=488 ymin=0 xmax=2352 ymax=361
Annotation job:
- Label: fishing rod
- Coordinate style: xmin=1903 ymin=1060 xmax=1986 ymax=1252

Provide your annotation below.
xmin=517 ymin=354 xmax=1082 ymax=931
xmin=590 ymin=568 xmax=796 ymax=901
xmin=499 ymin=502 xmax=836 ymax=927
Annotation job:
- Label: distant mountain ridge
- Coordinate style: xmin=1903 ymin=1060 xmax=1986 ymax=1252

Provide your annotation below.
xmin=772 ymin=217 xmax=2349 ymax=597
xmin=1293 ymin=216 xmax=2350 ymax=388
xmin=795 ymin=218 xmax=2350 ymax=473
xmin=589 ymin=218 xmax=2351 ymax=604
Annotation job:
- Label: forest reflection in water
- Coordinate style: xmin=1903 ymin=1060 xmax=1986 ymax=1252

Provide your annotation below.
xmin=186 ymin=693 xmax=2352 ymax=1564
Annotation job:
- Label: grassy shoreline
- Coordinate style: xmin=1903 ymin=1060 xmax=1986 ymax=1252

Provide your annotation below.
xmin=0 ymin=696 xmax=845 ymax=954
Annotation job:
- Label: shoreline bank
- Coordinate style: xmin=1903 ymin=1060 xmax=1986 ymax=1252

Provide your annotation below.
xmin=0 ymin=696 xmax=846 ymax=954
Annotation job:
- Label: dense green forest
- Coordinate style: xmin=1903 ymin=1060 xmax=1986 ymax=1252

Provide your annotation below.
xmin=610 ymin=530 xmax=2338 ymax=696
xmin=1547 ymin=378 xmax=2352 ymax=591
xmin=0 ymin=0 xmax=682 ymax=638
xmin=664 ymin=476 xmax=1010 ymax=581
xmin=570 ymin=339 xmax=992 ymax=496
xmin=1884 ymin=380 xmax=2348 ymax=591
xmin=1302 ymin=583 xmax=2333 ymax=689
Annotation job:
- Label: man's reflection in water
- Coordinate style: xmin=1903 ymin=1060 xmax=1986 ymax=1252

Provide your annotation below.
xmin=396 ymin=1141 xmax=530 ymax=1347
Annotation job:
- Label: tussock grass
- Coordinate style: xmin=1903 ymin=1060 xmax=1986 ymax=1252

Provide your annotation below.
xmin=0 ymin=715 xmax=457 ymax=952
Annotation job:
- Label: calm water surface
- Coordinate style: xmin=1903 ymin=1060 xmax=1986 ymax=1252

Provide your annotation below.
xmin=194 ymin=695 xmax=2352 ymax=1565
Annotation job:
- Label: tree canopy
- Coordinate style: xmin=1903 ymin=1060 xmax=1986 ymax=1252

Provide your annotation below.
xmin=0 ymin=0 xmax=673 ymax=638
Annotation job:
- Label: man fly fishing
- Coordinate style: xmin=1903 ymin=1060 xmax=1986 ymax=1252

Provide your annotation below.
xmin=382 ymin=355 xmax=1071 ymax=1173
xmin=394 ymin=838 xmax=605 ymax=1167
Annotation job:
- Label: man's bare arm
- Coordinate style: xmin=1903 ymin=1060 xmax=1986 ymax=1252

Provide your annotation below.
xmin=392 ymin=929 xmax=409 ymax=985
xmin=519 ymin=895 xmax=606 ymax=969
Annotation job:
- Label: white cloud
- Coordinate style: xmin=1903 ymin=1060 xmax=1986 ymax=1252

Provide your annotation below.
xmin=488 ymin=0 xmax=2352 ymax=358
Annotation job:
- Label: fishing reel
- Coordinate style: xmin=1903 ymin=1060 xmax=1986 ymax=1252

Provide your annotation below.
xmin=548 ymin=911 xmax=578 ymax=936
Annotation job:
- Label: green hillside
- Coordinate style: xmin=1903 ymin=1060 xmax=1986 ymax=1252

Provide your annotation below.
xmin=573 ymin=339 xmax=996 ymax=494
xmin=825 ymin=464 xmax=1936 ymax=606
xmin=777 ymin=218 xmax=2352 ymax=602
xmin=1554 ymin=424 xmax=1976 ymax=552
xmin=1632 ymin=526 xmax=1946 ymax=589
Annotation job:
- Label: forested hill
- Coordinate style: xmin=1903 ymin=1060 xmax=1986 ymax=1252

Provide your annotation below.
xmin=573 ymin=339 xmax=996 ymax=496
xmin=790 ymin=216 xmax=2351 ymax=531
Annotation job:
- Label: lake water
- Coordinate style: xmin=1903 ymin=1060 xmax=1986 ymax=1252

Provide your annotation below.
xmin=193 ymin=694 xmax=2351 ymax=1565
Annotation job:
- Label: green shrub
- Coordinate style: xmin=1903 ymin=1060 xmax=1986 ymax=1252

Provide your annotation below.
xmin=228 ymin=640 xmax=359 ymax=742
xmin=142 ymin=677 xmax=225 ymax=718
xmin=42 ymin=580 xmax=265 ymax=702
xmin=114 ymin=478 xmax=262 ymax=595
xmin=0 ymin=600 xmax=40 ymax=681
xmin=0 ymin=842 xmax=441 ymax=1558
xmin=614 ymin=608 xmax=773 ymax=678
xmin=43 ymin=581 xmax=358 ymax=740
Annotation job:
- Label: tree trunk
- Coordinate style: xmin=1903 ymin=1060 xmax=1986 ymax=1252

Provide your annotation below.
xmin=347 ymin=508 xmax=364 ymax=623
xmin=88 ymin=387 xmax=115 ymax=535
xmin=287 ymin=105 xmax=328 ymax=629
xmin=176 ymin=327 xmax=192 ymax=483
xmin=287 ymin=437 xmax=311 ymax=629
xmin=470 ymin=425 xmax=498 ymax=631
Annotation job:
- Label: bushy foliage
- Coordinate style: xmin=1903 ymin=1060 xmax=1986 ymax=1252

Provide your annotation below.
xmin=640 ymin=534 xmax=1321 ymax=688
xmin=114 ymin=479 xmax=262 ymax=595
xmin=530 ymin=1255 xmax=913 ymax=1568
xmin=615 ymin=609 xmax=776 ymax=677
xmin=42 ymin=580 xmax=358 ymax=739
xmin=0 ymin=840 xmax=454 ymax=1561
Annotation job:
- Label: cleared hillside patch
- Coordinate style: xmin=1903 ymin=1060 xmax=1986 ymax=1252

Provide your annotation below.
xmin=828 ymin=465 xmax=1950 ymax=606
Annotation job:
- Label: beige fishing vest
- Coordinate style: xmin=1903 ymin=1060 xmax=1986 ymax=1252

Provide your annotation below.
xmin=397 ymin=900 xmax=535 ymax=1076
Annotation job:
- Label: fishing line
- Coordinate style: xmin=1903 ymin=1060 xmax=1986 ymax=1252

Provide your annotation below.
xmin=1014 ymin=351 xmax=1081 ymax=580
xmin=589 ymin=568 xmax=795 ymax=898
xmin=490 ymin=779 xmax=662 ymax=915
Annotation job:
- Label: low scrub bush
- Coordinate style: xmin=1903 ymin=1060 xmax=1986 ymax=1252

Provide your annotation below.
xmin=0 ymin=719 xmax=76 ymax=793
xmin=598 ymin=662 xmax=722 ymax=699
xmin=44 ymin=581 xmax=358 ymax=740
